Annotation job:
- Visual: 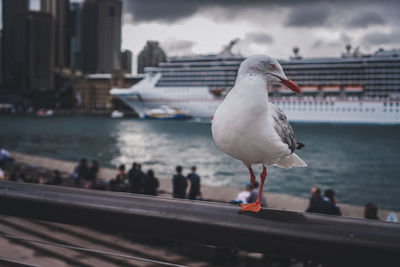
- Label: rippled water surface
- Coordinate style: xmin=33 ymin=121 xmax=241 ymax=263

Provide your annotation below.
xmin=1 ymin=116 xmax=399 ymax=210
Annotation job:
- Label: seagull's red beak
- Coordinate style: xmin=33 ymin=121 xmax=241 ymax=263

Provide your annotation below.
xmin=279 ymin=78 xmax=301 ymax=94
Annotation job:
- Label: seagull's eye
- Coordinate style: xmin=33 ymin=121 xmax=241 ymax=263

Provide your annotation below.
xmin=268 ymin=64 xmax=276 ymax=70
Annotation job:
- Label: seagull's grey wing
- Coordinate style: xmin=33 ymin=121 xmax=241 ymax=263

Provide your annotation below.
xmin=270 ymin=103 xmax=297 ymax=153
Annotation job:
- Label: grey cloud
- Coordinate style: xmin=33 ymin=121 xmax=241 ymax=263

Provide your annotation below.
xmin=245 ymin=32 xmax=274 ymax=44
xmin=362 ymin=29 xmax=400 ymax=45
xmin=122 ymin=0 xmax=400 ymax=32
xmin=348 ymin=11 xmax=386 ymax=28
xmin=285 ymin=5 xmax=331 ymax=27
xmin=122 ymin=0 xmax=322 ymax=23
xmin=162 ymin=39 xmax=196 ymax=55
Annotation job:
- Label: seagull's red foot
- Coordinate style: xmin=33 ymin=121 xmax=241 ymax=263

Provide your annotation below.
xmin=240 ymin=202 xmax=261 ymax=213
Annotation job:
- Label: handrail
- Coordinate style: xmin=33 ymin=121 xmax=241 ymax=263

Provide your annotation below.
xmin=0 ymin=181 xmax=399 ymax=266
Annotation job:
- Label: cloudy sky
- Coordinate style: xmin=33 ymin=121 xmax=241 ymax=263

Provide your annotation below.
xmin=121 ymin=0 xmax=400 ymax=63
xmin=1 ymin=0 xmax=399 ymax=72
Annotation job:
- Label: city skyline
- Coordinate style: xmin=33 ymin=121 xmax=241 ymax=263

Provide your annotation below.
xmin=0 ymin=0 xmax=399 ymax=73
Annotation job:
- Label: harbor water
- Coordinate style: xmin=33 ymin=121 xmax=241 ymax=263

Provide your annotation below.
xmin=1 ymin=116 xmax=399 ymax=211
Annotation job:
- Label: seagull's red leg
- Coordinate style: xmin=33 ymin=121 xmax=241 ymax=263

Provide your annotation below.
xmin=248 ymin=166 xmax=256 ymax=187
xmin=240 ymin=166 xmax=267 ymax=213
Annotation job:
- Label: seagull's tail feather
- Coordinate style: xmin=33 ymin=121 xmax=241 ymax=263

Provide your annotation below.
xmin=275 ymin=153 xmax=307 ymax=169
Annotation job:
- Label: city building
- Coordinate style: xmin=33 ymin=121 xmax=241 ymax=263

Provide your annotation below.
xmin=121 ymin=49 xmax=133 ymax=73
xmin=70 ymin=2 xmax=83 ymax=73
xmin=73 ymin=71 xmax=142 ymax=111
xmin=1 ymin=0 xmax=29 ymax=91
xmin=41 ymin=0 xmax=70 ymax=71
xmin=21 ymin=11 xmax=55 ymax=91
xmin=137 ymin=41 xmax=167 ymax=74
xmin=82 ymin=0 xmax=122 ymax=74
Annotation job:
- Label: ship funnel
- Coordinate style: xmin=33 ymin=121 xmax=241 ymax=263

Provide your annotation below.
xmin=346 ymin=44 xmax=352 ymax=54
xmin=291 ymin=47 xmax=302 ymax=59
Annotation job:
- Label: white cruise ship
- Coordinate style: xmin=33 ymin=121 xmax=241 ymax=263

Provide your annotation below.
xmin=110 ymin=44 xmax=400 ymax=124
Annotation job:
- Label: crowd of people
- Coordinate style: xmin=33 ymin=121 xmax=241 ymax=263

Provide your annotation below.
xmin=0 ymin=148 xmax=395 ymax=221
xmin=72 ymin=158 xmax=202 ymax=199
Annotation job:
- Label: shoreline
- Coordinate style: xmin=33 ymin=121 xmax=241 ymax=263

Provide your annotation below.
xmin=6 ymin=150 xmax=400 ymax=220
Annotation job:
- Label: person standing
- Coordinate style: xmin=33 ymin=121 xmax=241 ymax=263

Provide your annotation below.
xmin=173 ymin=166 xmax=187 ymax=198
xmin=73 ymin=158 xmax=88 ymax=187
xmin=143 ymin=170 xmax=159 ymax=196
xmin=187 ymin=166 xmax=201 ymax=200
xmin=87 ymin=160 xmax=99 ymax=189
xmin=130 ymin=164 xmax=145 ymax=194
xmin=306 ymin=186 xmax=326 ymax=213
xmin=323 ymin=189 xmax=342 ymax=216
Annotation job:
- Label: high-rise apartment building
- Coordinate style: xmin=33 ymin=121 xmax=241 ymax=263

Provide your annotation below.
xmin=70 ymin=2 xmax=83 ymax=73
xmin=41 ymin=0 xmax=70 ymax=70
xmin=121 ymin=49 xmax=133 ymax=73
xmin=1 ymin=0 xmax=29 ymax=91
xmin=137 ymin=41 xmax=167 ymax=74
xmin=82 ymin=0 xmax=122 ymax=74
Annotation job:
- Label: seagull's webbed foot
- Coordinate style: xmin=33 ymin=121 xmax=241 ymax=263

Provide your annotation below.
xmin=239 ymin=201 xmax=261 ymax=213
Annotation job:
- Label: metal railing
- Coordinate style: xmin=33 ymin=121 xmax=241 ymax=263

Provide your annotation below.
xmin=0 ymin=181 xmax=399 ymax=266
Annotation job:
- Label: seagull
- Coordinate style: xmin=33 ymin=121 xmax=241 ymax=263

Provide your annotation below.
xmin=212 ymin=55 xmax=307 ymax=213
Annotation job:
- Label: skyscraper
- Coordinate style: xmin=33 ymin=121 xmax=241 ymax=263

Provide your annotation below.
xmin=121 ymin=49 xmax=133 ymax=73
xmin=82 ymin=0 xmax=122 ymax=74
xmin=41 ymin=0 xmax=70 ymax=70
xmin=1 ymin=0 xmax=29 ymax=91
xmin=137 ymin=41 xmax=167 ymax=74
xmin=20 ymin=11 xmax=55 ymax=91
xmin=70 ymin=2 xmax=83 ymax=73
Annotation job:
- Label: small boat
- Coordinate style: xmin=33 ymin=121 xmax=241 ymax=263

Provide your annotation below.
xmin=36 ymin=109 xmax=54 ymax=117
xmin=144 ymin=106 xmax=191 ymax=120
xmin=111 ymin=110 xmax=124 ymax=118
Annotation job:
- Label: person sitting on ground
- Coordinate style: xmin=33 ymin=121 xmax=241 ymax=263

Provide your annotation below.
xmin=322 ymin=189 xmax=342 ymax=216
xmin=306 ymin=186 xmax=326 ymax=213
xmin=109 ymin=164 xmax=128 ymax=191
xmin=9 ymin=166 xmax=26 ymax=182
xmin=172 ymin=165 xmax=187 ymax=199
xmin=230 ymin=182 xmax=253 ymax=204
xmin=45 ymin=170 xmax=63 ymax=186
xmin=130 ymin=163 xmax=146 ymax=194
xmin=143 ymin=170 xmax=159 ymax=196
xmin=187 ymin=166 xmax=202 ymax=200
xmin=364 ymin=203 xmax=380 ymax=220
xmin=247 ymin=181 xmax=267 ymax=207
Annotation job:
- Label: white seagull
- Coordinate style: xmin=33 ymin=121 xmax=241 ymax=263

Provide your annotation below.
xmin=212 ymin=55 xmax=307 ymax=213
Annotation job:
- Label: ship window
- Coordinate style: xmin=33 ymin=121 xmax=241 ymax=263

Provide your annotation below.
xmin=359 ymin=108 xmax=362 ymax=112
xmin=348 ymin=108 xmax=351 ymax=112
xmin=353 ymin=108 xmax=357 ymax=112
xmin=396 ymin=103 xmax=399 ymax=106
xmin=384 ymin=109 xmax=386 ymax=112
xmin=366 ymin=108 xmax=369 ymax=112
xmin=372 ymin=108 xmax=375 ymax=112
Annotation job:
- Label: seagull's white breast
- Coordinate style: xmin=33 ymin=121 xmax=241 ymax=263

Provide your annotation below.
xmin=212 ymin=76 xmax=291 ymax=166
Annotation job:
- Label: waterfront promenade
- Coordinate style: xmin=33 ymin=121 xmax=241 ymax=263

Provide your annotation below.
xmin=8 ymin=151 xmax=400 ymax=220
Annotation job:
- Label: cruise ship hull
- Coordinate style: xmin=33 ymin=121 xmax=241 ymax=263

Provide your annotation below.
xmin=112 ymin=86 xmax=400 ymax=124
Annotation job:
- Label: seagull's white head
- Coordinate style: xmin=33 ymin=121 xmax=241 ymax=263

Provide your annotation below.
xmin=236 ymin=55 xmax=301 ymax=94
